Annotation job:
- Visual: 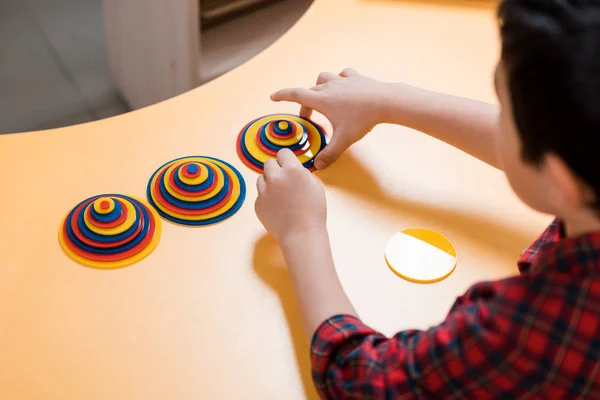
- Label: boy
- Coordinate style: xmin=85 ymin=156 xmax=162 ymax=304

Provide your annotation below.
xmin=255 ymin=0 xmax=600 ymax=398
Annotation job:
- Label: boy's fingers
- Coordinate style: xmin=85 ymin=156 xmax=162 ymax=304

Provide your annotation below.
xmin=263 ymin=158 xmax=280 ymax=180
xmin=290 ymin=84 xmax=326 ymax=118
xmin=270 ymin=88 xmax=319 ymax=106
xmin=317 ymin=71 xmax=340 ymax=85
xmin=277 ymin=148 xmax=301 ymax=168
xmin=314 ymin=130 xmax=351 ymax=170
xmin=340 ymin=68 xmax=359 ymax=77
xmin=299 ymin=105 xmax=313 ymax=119
xmin=299 ymin=84 xmax=326 ymax=118
xmin=256 ymin=175 xmax=266 ymax=194
xmin=311 ymin=83 xmax=328 ymax=92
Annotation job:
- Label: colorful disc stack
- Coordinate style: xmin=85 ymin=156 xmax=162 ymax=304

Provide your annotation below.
xmin=146 ymin=156 xmax=246 ymax=226
xmin=237 ymin=114 xmax=327 ymax=172
xmin=59 ymin=194 xmax=162 ymax=269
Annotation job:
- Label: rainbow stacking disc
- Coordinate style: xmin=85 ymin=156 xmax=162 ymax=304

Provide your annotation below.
xmin=146 ymin=156 xmax=246 ymax=226
xmin=59 ymin=194 xmax=162 ymax=269
xmin=237 ymin=114 xmax=327 ymax=173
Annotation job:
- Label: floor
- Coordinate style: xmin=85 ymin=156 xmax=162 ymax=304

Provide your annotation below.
xmin=200 ymin=0 xmax=313 ymax=83
xmin=0 ymin=0 xmax=312 ymax=134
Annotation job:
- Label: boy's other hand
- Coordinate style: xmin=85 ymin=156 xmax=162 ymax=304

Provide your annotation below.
xmin=255 ymin=149 xmax=327 ymax=244
xmin=271 ymin=68 xmax=393 ymax=170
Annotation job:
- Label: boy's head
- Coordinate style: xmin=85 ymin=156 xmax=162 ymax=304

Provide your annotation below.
xmin=495 ymin=0 xmax=600 ymax=222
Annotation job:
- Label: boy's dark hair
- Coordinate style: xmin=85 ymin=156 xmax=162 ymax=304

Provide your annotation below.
xmin=499 ymin=0 xmax=600 ymax=208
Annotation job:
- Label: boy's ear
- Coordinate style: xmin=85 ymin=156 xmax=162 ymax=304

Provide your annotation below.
xmin=545 ymin=153 xmax=594 ymax=211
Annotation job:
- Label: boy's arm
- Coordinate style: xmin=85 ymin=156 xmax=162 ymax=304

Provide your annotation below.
xmin=280 ymin=227 xmax=515 ymax=399
xmin=254 ymin=150 xmax=515 ymax=399
xmin=280 ymin=228 xmax=357 ymax=339
xmin=310 ymin=310 xmax=509 ymax=399
xmin=271 ymin=69 xmax=502 ymax=170
xmin=254 ymin=149 xmax=358 ymax=338
xmin=381 ymin=86 xmax=501 ymax=169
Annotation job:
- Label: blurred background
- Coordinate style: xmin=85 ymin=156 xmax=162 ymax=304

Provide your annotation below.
xmin=0 ymin=0 xmax=312 ymax=134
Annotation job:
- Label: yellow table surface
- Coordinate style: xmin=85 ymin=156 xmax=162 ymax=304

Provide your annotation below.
xmin=0 ymin=1 xmax=551 ymax=398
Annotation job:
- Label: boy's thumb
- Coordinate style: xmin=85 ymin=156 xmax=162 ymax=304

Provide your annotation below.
xmin=314 ymin=133 xmax=349 ymax=170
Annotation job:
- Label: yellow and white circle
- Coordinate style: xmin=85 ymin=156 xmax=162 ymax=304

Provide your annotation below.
xmin=384 ymin=228 xmax=457 ymax=284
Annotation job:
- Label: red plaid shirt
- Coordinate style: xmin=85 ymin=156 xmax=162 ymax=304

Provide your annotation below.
xmin=311 ymin=219 xmax=600 ymax=399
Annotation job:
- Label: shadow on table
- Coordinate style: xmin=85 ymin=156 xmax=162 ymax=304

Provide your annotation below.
xmin=252 ymin=152 xmax=536 ymax=399
xmin=253 ymin=234 xmax=319 ymax=400
xmin=317 ymin=152 xmax=534 ymax=265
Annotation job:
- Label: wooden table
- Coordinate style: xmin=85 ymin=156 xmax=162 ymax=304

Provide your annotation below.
xmin=0 ymin=1 xmax=550 ymax=398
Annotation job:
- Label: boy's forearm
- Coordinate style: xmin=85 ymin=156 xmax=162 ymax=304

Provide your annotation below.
xmin=380 ymin=84 xmax=502 ymax=169
xmin=280 ymin=228 xmax=357 ymax=341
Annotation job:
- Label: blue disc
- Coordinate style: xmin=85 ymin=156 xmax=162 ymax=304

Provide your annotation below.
xmin=90 ymin=199 xmax=123 ymax=223
xmin=186 ymin=163 xmax=199 ymax=174
xmin=273 ymin=120 xmax=292 ymax=135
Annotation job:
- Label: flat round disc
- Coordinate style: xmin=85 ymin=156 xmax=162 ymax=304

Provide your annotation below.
xmin=385 ymin=228 xmax=457 ymax=284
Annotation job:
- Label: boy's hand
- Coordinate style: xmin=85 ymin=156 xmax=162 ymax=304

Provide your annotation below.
xmin=271 ymin=68 xmax=393 ymax=169
xmin=255 ymin=149 xmax=327 ymax=244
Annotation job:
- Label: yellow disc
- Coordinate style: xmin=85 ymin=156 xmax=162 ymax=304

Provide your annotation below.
xmin=84 ymin=198 xmax=137 ymax=235
xmin=384 ymin=228 xmax=457 ymax=284
xmin=265 ymin=119 xmax=305 ymax=146
xmin=178 ymin=163 xmax=209 ymax=186
xmin=162 ymin=161 xmax=225 ymax=202
xmin=278 ymin=121 xmax=289 ymax=131
xmin=93 ymin=197 xmax=115 ymax=214
xmin=244 ymin=115 xmax=323 ymax=163
xmin=58 ymin=197 xmax=162 ymax=269
xmin=149 ymin=157 xmax=241 ymax=221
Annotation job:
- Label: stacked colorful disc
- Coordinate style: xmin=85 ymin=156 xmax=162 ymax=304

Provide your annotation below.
xmin=59 ymin=194 xmax=162 ymax=269
xmin=146 ymin=156 xmax=246 ymax=226
xmin=237 ymin=114 xmax=327 ymax=172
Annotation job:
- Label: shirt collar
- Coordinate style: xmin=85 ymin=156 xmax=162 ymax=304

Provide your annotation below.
xmin=519 ymin=219 xmax=600 ymax=275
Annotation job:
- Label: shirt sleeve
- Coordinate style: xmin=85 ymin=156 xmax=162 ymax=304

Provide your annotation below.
xmin=311 ymin=296 xmax=518 ymax=399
